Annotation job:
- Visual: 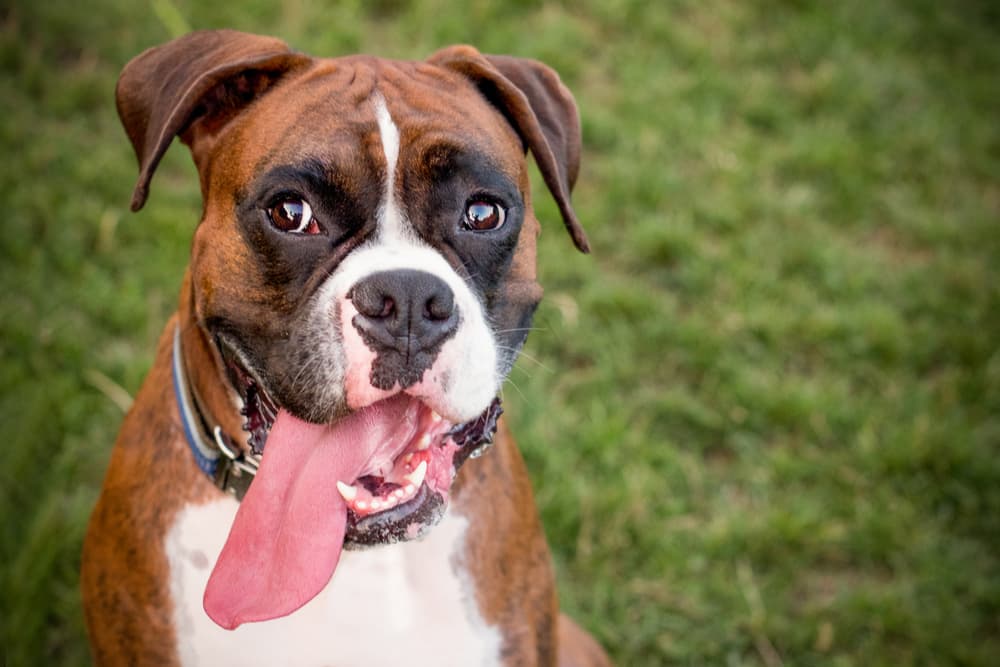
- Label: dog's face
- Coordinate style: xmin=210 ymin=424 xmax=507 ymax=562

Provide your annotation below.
xmin=117 ymin=30 xmax=587 ymax=628
xmin=193 ymin=58 xmax=536 ymax=427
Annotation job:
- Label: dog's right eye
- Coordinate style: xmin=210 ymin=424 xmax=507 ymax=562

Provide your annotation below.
xmin=267 ymin=196 xmax=320 ymax=235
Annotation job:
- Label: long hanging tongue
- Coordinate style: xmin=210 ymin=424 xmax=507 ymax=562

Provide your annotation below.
xmin=203 ymin=397 xmax=418 ymax=629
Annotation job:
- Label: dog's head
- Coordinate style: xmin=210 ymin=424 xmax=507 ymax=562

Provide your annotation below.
xmin=118 ymin=30 xmax=587 ymax=628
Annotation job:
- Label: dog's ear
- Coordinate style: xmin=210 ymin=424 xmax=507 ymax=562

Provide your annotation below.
xmin=117 ymin=30 xmax=310 ymax=211
xmin=428 ymin=46 xmax=590 ymax=253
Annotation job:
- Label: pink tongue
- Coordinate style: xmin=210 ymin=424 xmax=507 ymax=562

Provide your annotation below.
xmin=203 ymin=398 xmax=416 ymax=629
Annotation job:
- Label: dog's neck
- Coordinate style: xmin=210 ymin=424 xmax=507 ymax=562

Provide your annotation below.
xmin=176 ymin=272 xmax=247 ymax=448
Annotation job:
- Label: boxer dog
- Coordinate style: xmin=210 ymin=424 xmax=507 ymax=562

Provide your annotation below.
xmin=82 ymin=30 xmax=610 ymax=667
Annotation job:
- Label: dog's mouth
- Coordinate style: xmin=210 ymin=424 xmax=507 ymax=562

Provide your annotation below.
xmin=227 ymin=350 xmax=501 ymax=544
xmin=341 ymin=396 xmax=502 ymax=547
xmin=202 ymin=343 xmax=500 ymax=629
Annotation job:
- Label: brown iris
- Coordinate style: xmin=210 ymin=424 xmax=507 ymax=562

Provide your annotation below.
xmin=268 ymin=197 xmax=320 ymax=234
xmin=463 ymin=200 xmax=506 ymax=231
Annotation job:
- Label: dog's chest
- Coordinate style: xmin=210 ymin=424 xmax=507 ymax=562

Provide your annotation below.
xmin=165 ymin=499 xmax=502 ymax=667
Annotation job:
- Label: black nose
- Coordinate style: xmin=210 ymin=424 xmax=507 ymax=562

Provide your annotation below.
xmin=349 ymin=269 xmax=459 ymax=388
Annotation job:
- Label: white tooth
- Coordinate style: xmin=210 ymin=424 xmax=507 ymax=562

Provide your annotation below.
xmin=407 ymin=460 xmax=427 ymax=488
xmin=431 ymin=411 xmax=443 ymax=424
xmin=417 ymin=434 xmax=431 ymax=451
xmin=370 ymin=499 xmax=382 ymax=511
xmin=404 ymin=484 xmax=415 ymax=495
xmin=394 ymin=489 xmax=405 ymax=499
xmin=336 ymin=481 xmax=358 ymax=502
xmin=383 ymin=496 xmax=397 ymax=507
xmin=355 ymin=500 xmax=368 ymax=511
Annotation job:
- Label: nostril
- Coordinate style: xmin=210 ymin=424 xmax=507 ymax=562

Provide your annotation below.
xmin=350 ymin=283 xmax=396 ymax=320
xmin=424 ymin=292 xmax=454 ymax=322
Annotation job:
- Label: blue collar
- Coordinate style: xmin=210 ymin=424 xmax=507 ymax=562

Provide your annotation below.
xmin=172 ymin=325 xmax=220 ymax=475
xmin=171 ymin=325 xmax=259 ymax=498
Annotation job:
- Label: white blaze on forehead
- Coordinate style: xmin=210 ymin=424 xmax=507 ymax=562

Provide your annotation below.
xmin=373 ymin=93 xmax=399 ymax=182
xmin=372 ymin=93 xmax=407 ymax=240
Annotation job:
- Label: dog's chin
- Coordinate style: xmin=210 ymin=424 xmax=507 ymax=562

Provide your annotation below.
xmin=220 ymin=341 xmax=503 ymax=549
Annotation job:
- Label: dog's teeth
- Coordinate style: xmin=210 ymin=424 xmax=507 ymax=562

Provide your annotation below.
xmin=370 ymin=499 xmax=382 ymax=511
xmin=417 ymin=434 xmax=431 ymax=451
xmin=406 ymin=460 xmax=428 ymax=488
xmin=394 ymin=488 xmax=405 ymax=499
xmin=336 ymin=481 xmax=358 ymax=502
xmin=383 ymin=495 xmax=397 ymax=508
xmin=355 ymin=500 xmax=368 ymax=511
xmin=404 ymin=483 xmax=416 ymax=495
xmin=431 ymin=411 xmax=443 ymax=424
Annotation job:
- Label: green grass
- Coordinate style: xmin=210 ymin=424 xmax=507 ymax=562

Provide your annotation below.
xmin=2 ymin=0 xmax=999 ymax=665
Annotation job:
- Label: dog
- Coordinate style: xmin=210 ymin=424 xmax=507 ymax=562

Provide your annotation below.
xmin=81 ymin=30 xmax=611 ymax=667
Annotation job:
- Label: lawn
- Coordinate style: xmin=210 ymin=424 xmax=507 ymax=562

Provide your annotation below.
xmin=2 ymin=0 xmax=998 ymax=665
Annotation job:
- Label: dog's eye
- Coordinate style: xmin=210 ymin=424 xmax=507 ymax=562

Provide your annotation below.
xmin=463 ymin=200 xmax=506 ymax=232
xmin=267 ymin=197 xmax=320 ymax=235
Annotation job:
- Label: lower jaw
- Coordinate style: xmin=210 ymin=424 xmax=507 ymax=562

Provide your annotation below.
xmin=343 ymin=484 xmax=447 ymax=549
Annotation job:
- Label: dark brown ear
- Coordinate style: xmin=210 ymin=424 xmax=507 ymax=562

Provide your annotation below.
xmin=117 ymin=30 xmax=310 ymax=211
xmin=427 ymin=46 xmax=590 ymax=253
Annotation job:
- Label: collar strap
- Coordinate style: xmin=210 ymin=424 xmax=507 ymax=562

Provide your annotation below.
xmin=172 ymin=325 xmax=259 ymax=500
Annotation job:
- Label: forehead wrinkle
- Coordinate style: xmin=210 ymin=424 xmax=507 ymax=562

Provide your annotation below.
xmin=236 ymin=62 xmax=386 ymax=195
xmin=384 ymin=72 xmax=524 ymax=179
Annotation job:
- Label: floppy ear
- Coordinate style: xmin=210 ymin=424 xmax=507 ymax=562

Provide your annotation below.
xmin=427 ymin=46 xmax=590 ymax=253
xmin=116 ymin=30 xmax=310 ymax=211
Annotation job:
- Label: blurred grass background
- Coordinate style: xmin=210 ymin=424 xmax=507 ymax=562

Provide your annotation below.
xmin=2 ymin=0 xmax=999 ymax=665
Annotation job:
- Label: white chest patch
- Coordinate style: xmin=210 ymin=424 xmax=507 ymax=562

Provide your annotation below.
xmin=165 ymin=498 xmax=502 ymax=667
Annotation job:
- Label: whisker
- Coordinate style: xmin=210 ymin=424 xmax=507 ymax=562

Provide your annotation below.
xmin=502 ymin=375 xmax=526 ymax=400
xmin=495 ymin=346 xmax=553 ymax=373
xmin=493 ymin=326 xmax=547 ymax=335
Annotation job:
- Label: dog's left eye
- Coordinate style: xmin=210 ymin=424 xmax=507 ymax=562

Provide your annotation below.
xmin=463 ymin=200 xmax=506 ymax=232
xmin=267 ymin=197 xmax=320 ymax=235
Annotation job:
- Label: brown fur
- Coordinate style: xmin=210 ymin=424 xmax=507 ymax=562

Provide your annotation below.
xmin=452 ymin=420 xmax=561 ymax=664
xmin=81 ymin=317 xmax=207 ymax=666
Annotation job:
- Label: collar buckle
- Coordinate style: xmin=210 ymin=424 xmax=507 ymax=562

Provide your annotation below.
xmin=212 ymin=426 xmax=261 ymax=500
